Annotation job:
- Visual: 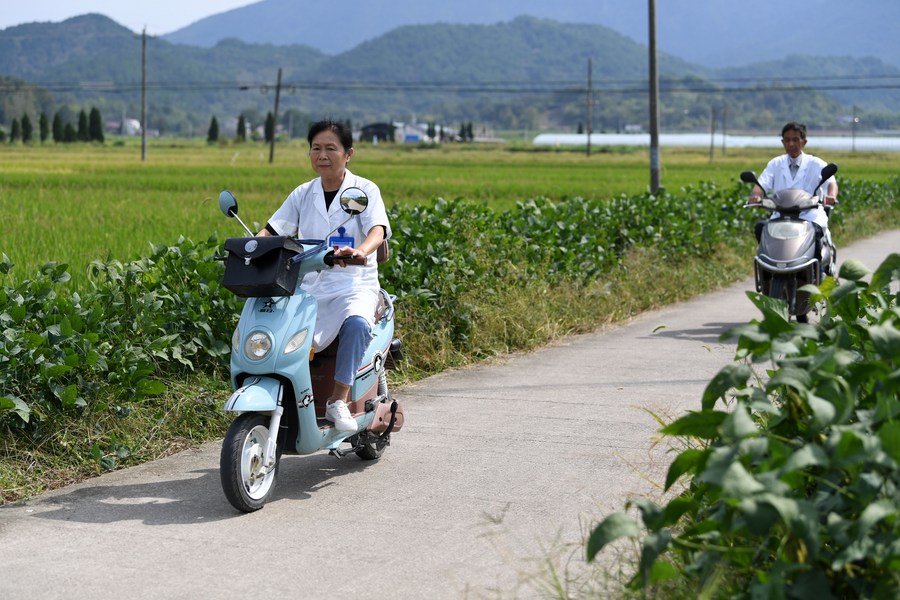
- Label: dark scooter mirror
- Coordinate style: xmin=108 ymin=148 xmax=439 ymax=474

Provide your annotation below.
xmin=340 ymin=187 xmax=369 ymax=215
xmin=740 ymin=170 xmax=760 ymax=187
xmin=813 ymin=163 xmax=838 ymax=195
xmin=219 ymin=190 xmax=254 ymax=236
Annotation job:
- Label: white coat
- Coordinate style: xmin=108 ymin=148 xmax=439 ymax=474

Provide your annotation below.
xmin=756 ymin=151 xmax=835 ymax=228
xmin=267 ymin=170 xmax=392 ymax=351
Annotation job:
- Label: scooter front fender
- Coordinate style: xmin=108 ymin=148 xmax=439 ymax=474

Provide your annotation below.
xmin=224 ymin=376 xmax=281 ymax=412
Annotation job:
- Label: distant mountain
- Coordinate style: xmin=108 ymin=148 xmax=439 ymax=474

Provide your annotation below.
xmin=1 ymin=14 xmax=898 ymax=136
xmin=0 ymin=15 xmax=327 ymax=130
xmin=161 ymin=0 xmax=900 ymax=69
xmin=2 ymin=14 xmax=710 ymax=132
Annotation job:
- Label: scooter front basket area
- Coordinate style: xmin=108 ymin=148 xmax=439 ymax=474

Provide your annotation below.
xmin=222 ymin=236 xmax=303 ymax=297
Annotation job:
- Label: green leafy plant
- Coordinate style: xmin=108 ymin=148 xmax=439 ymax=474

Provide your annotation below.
xmin=587 ymin=254 xmax=900 ymax=598
xmin=1 ymin=176 xmax=897 ymax=495
xmin=0 ymin=237 xmax=241 ymax=430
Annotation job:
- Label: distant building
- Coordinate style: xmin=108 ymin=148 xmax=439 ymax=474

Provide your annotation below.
xmin=360 ymin=122 xmax=394 ymax=143
xmin=360 ymin=121 xmax=476 ymax=144
xmin=103 ymin=118 xmax=142 ymax=135
xmin=122 ymin=118 xmax=142 ymax=135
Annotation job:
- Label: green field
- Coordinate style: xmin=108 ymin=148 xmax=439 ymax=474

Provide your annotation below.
xmin=1 ymin=138 xmax=896 ymax=284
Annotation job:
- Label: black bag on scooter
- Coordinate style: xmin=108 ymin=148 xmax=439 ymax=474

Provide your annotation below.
xmin=222 ymin=236 xmax=304 ymax=297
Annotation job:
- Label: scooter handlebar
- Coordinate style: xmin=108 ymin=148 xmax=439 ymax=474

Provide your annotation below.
xmin=324 ymin=251 xmax=368 ymax=267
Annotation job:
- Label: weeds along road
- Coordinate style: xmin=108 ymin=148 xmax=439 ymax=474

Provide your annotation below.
xmin=1 ymin=230 xmax=898 ymax=600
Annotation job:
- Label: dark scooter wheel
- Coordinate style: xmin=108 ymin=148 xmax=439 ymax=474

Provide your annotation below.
xmin=220 ymin=413 xmax=281 ymax=512
xmin=768 ymin=277 xmax=792 ymax=314
xmin=769 ymin=278 xmax=810 ymax=322
xmin=354 ymin=430 xmax=389 ymax=461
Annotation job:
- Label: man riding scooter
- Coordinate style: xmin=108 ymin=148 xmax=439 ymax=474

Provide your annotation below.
xmin=747 ymin=122 xmax=838 ymax=276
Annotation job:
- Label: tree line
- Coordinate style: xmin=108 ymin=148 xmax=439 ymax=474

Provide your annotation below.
xmin=1 ymin=107 xmax=105 ymax=144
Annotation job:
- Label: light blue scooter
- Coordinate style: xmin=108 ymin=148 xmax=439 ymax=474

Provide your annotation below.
xmin=216 ymin=187 xmax=403 ymax=513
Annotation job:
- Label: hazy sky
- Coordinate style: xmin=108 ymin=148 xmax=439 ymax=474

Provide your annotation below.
xmin=0 ymin=1 xmax=257 ymax=35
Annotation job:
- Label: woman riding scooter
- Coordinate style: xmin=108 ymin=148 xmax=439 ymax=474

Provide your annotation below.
xmin=256 ymin=120 xmax=391 ymax=432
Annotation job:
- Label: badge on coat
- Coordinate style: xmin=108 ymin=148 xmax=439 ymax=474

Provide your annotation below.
xmin=329 ymin=226 xmax=355 ymax=248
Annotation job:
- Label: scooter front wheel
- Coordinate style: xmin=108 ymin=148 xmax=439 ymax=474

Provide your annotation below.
xmin=220 ymin=413 xmax=280 ymax=512
xmin=768 ymin=277 xmax=808 ymax=322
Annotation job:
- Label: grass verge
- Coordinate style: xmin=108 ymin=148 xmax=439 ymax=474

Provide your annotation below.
xmin=0 ymin=375 xmax=233 ymax=503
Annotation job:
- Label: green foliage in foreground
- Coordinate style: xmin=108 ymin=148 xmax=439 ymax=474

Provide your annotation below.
xmin=588 ymin=254 xmax=900 ymax=598
xmin=0 ymin=176 xmax=897 ymax=502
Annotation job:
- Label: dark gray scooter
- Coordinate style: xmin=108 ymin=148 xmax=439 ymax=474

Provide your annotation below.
xmin=740 ymin=163 xmax=838 ymax=322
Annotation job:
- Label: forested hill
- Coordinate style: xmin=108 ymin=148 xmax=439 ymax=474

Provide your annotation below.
xmin=1 ymin=14 xmax=899 ymax=135
xmin=160 ymin=0 xmax=900 ymax=71
xmin=0 ymin=14 xmax=326 ymax=83
xmin=0 ymin=14 xmax=705 ymax=130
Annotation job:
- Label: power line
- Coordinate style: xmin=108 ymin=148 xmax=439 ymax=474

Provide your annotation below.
xmin=3 ymin=76 xmax=900 ymax=97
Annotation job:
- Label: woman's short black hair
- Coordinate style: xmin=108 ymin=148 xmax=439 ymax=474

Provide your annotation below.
xmin=307 ymin=120 xmax=353 ymax=151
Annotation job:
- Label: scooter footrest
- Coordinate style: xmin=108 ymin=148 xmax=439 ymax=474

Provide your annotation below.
xmin=364 ymin=394 xmax=389 ymax=413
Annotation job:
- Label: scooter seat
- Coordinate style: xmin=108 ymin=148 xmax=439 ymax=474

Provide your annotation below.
xmin=374 ymin=289 xmax=389 ymax=324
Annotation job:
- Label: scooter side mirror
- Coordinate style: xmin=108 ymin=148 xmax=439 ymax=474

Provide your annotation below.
xmin=219 ymin=190 xmax=255 ymax=236
xmin=219 ymin=190 xmax=239 ymax=218
xmin=740 ymin=170 xmax=760 ymax=187
xmin=340 ymin=187 xmax=369 ymax=215
xmin=813 ymin=163 xmax=838 ymax=195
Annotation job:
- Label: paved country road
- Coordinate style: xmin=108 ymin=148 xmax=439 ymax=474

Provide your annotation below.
xmin=2 ymin=231 xmax=898 ymax=600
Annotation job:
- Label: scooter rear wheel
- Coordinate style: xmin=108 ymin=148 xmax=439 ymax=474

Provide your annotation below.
xmin=354 ymin=430 xmax=389 ymax=461
xmin=220 ymin=413 xmax=281 ymax=512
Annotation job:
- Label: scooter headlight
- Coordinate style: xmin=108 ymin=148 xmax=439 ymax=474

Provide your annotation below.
xmin=284 ymin=328 xmax=309 ymax=355
xmin=244 ymin=331 xmax=273 ymax=361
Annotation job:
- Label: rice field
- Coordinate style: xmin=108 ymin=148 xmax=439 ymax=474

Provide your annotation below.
xmin=1 ymin=138 xmax=895 ymax=285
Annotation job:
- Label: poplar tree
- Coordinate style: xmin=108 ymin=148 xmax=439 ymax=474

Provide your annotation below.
xmin=39 ymin=113 xmax=49 ymax=142
xmin=52 ymin=112 xmax=63 ymax=142
xmin=77 ymin=109 xmax=89 ymax=142
xmin=21 ymin=114 xmax=33 ymax=143
xmin=88 ymin=107 xmax=104 ymax=142
xmin=207 ymin=116 xmax=219 ymax=143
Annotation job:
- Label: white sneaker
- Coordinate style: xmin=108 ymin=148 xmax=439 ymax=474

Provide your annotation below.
xmin=325 ymin=400 xmax=357 ymax=432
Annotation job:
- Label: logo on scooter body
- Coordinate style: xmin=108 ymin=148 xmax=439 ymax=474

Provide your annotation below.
xmin=259 ymin=299 xmax=276 ymax=313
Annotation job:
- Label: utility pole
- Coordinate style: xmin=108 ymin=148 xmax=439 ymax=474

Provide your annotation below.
xmin=269 ymin=67 xmax=282 ymax=164
xmin=586 ymin=58 xmax=593 ymax=157
xmin=709 ymin=105 xmax=716 ymax=162
xmin=720 ymin=104 xmax=727 ymax=155
xmin=648 ymin=0 xmax=661 ymax=193
xmin=141 ymin=27 xmax=147 ymax=161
